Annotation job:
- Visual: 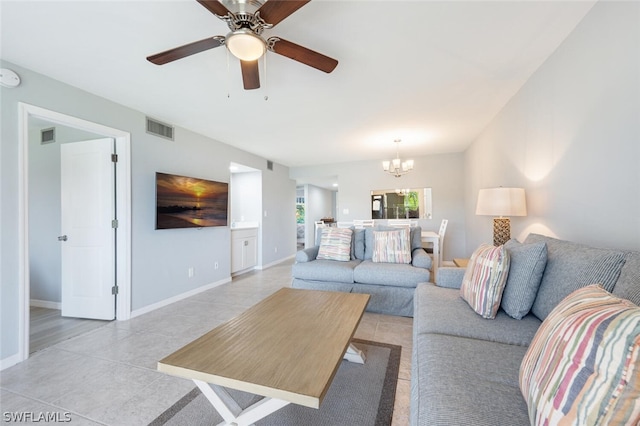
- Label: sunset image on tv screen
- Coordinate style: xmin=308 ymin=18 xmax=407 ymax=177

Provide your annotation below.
xmin=156 ymin=172 xmax=228 ymax=229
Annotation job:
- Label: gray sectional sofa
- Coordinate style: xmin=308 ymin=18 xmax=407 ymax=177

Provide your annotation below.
xmin=292 ymin=226 xmax=432 ymax=317
xmin=411 ymin=233 xmax=640 ymax=425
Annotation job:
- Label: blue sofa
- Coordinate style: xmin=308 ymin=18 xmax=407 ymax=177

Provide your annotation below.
xmin=292 ymin=226 xmax=432 ymax=317
xmin=410 ymin=233 xmax=640 ymax=425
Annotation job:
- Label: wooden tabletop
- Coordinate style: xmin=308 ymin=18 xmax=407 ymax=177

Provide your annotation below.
xmin=158 ymin=288 xmax=370 ymax=409
xmin=453 ymin=258 xmax=469 ymax=268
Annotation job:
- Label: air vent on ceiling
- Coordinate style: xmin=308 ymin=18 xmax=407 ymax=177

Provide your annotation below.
xmin=41 ymin=127 xmax=56 ymax=144
xmin=267 ymin=160 xmax=273 ymax=171
xmin=146 ymin=117 xmax=174 ymax=141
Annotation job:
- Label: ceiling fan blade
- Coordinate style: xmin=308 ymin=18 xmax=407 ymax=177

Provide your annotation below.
xmin=147 ymin=36 xmax=225 ymax=65
xmin=268 ymin=37 xmax=338 ymax=73
xmin=257 ymin=0 xmax=310 ymax=26
xmin=241 ymin=60 xmax=260 ymax=90
xmin=196 ymin=0 xmax=232 ymax=18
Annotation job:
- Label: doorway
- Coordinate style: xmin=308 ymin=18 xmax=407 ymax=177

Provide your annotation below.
xmin=18 ymin=103 xmax=131 ymax=362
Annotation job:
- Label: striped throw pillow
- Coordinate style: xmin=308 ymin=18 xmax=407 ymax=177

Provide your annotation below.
xmin=520 ymin=285 xmax=640 ymax=425
xmin=460 ymin=244 xmax=510 ymax=319
xmin=316 ymin=228 xmax=353 ymax=262
xmin=372 ymin=228 xmax=412 ymax=264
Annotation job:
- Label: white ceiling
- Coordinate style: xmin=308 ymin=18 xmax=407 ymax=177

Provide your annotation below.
xmin=1 ymin=0 xmax=595 ymax=168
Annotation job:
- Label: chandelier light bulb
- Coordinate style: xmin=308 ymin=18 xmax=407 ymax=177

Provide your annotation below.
xmin=382 ymin=139 xmax=413 ymax=178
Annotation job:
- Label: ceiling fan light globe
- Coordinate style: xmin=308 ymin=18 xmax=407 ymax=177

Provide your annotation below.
xmin=226 ymin=30 xmax=266 ymax=61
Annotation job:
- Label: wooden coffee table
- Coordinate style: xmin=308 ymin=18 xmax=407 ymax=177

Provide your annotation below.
xmin=158 ymin=287 xmax=370 ymax=425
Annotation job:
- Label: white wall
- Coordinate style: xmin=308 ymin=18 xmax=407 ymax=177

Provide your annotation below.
xmin=230 ymin=171 xmax=262 ymax=225
xmin=463 ymin=1 xmax=640 ymax=253
xmin=291 ymin=153 xmax=466 ymax=259
xmin=0 ymin=60 xmax=297 ymax=362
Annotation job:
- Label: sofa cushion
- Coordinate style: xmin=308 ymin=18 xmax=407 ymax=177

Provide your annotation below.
xmin=410 ymin=226 xmax=422 ymax=251
xmin=291 ymin=258 xmax=361 ymax=283
xmin=353 ymin=260 xmax=429 ymax=288
xmin=501 ymin=239 xmax=548 ymax=319
xmin=372 ymin=228 xmax=412 ymax=264
xmin=414 ymin=283 xmax=541 ymax=346
xmin=353 ymin=228 xmax=366 ymax=260
xmin=317 ymin=227 xmax=352 ymax=262
xmin=411 ymin=333 xmax=530 ymax=426
xmin=525 ymin=233 xmax=626 ymax=320
xmin=520 ymin=285 xmax=640 ymax=426
xmin=612 ymin=251 xmax=640 ymax=306
xmin=460 ymin=244 xmax=510 ymax=319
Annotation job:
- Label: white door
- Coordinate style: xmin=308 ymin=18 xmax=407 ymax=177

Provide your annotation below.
xmin=60 ymin=138 xmax=116 ymax=319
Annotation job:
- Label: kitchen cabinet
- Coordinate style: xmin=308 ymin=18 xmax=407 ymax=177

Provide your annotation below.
xmin=231 ymin=228 xmax=257 ymax=273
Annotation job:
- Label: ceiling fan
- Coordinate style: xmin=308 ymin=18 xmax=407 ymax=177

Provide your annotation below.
xmin=147 ymin=0 xmax=338 ymax=90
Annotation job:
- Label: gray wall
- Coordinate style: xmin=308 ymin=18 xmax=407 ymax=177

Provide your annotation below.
xmin=463 ymin=1 xmax=640 ymax=253
xmin=28 ymin=122 xmax=104 ymax=304
xmin=290 ymin=153 xmax=466 ymax=260
xmin=1 ymin=61 xmax=296 ymax=362
xmin=304 ymin=184 xmax=334 ymax=248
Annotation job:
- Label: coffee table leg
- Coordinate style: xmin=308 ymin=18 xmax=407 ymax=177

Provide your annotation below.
xmin=193 ymin=379 xmax=290 ymax=426
xmin=343 ymin=343 xmax=366 ymax=364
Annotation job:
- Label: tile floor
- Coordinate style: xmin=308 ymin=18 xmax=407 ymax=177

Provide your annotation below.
xmin=1 ymin=260 xmax=412 ymax=425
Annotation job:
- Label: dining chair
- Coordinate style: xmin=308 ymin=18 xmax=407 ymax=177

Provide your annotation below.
xmin=353 ymin=219 xmax=375 ymax=228
xmin=426 ymin=219 xmax=448 ymax=267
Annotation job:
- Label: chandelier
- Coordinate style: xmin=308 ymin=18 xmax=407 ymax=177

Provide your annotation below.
xmin=382 ymin=139 xmax=414 ymax=178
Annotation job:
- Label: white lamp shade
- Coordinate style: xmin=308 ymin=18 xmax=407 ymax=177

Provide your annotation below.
xmin=382 ymin=160 xmax=390 ymax=171
xmin=476 ymin=187 xmax=527 ymax=217
xmin=226 ymin=30 xmax=266 ymax=61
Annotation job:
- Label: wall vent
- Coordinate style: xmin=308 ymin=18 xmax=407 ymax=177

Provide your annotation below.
xmin=267 ymin=160 xmax=274 ymax=171
xmin=41 ymin=127 xmax=56 ymax=144
xmin=146 ymin=117 xmax=174 ymax=141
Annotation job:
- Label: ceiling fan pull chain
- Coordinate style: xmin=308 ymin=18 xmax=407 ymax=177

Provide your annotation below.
xmin=226 ymin=48 xmax=231 ymax=99
xmin=264 ymin=53 xmax=269 ymax=101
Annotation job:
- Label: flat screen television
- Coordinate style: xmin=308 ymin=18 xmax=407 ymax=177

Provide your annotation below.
xmin=155 ymin=172 xmax=228 ymax=229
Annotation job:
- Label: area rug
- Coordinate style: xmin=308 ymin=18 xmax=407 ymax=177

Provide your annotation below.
xmin=149 ymin=339 xmax=401 ymax=426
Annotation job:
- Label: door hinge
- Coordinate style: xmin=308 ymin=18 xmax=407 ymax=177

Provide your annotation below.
xmin=112 ymin=285 xmax=119 ymax=295
xmin=112 ymin=219 xmax=118 ymax=229
xmin=111 ymin=153 xmax=118 ymax=162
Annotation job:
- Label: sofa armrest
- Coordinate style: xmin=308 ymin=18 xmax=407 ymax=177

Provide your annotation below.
xmin=295 ymin=246 xmax=319 ymax=262
xmin=437 ymin=267 xmax=466 ymax=288
xmin=411 ymin=248 xmax=433 ymax=270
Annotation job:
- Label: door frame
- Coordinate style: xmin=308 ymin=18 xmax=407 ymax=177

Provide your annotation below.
xmin=17 ymin=102 xmax=132 ymax=363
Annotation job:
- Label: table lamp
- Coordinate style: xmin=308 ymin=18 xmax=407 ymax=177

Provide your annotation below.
xmin=475 ymin=187 xmax=527 ymax=246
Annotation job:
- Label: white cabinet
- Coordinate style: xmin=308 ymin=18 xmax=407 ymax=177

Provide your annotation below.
xmin=231 ymin=228 xmax=258 ymax=273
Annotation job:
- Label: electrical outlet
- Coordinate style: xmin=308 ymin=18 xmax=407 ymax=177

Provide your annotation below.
xmin=188 ymin=267 xmax=194 ymax=278
xmin=274 ymin=246 xmax=278 ymax=253
xmin=214 ymin=261 xmax=219 ymax=270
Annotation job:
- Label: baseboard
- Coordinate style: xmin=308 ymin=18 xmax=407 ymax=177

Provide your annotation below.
xmin=130 ymin=277 xmax=232 ymax=319
xmin=0 ymin=353 xmax=22 ymax=371
xmin=30 ymin=299 xmax=62 ymax=310
xmin=256 ymin=254 xmax=295 ymax=270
